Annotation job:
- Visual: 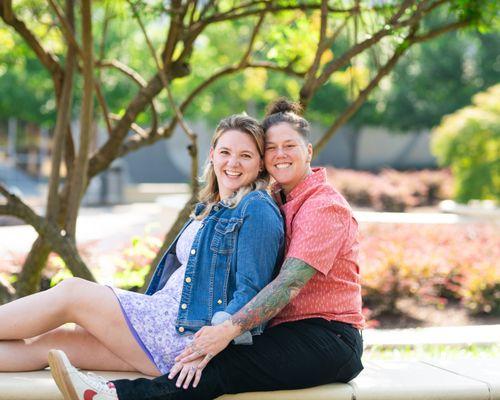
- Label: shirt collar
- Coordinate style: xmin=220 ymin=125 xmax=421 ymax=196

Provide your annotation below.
xmin=272 ymin=167 xmax=326 ymax=203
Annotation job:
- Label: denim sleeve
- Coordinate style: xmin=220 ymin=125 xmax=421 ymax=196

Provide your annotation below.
xmin=224 ymin=197 xmax=284 ymax=316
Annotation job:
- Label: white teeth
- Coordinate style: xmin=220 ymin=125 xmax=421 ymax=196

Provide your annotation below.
xmin=275 ymin=163 xmax=291 ymax=169
xmin=225 ymin=170 xmax=242 ymax=176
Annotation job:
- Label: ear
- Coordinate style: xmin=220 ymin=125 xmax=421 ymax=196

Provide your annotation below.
xmin=306 ymin=143 xmax=313 ymax=163
xmin=209 ymin=147 xmax=215 ymax=163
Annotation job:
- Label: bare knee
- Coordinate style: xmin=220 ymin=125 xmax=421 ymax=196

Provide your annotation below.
xmin=57 ymin=277 xmax=87 ymax=291
xmin=53 ymin=278 xmax=93 ymax=321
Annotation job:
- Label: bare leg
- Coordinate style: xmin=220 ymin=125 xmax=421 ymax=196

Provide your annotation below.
xmin=0 ymin=325 xmax=137 ymax=373
xmin=0 ymin=278 xmax=160 ymax=376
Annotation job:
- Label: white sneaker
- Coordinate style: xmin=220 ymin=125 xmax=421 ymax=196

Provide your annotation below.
xmin=48 ymin=349 xmax=118 ymax=400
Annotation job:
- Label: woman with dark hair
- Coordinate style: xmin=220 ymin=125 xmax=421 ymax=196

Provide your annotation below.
xmin=49 ymin=99 xmax=364 ymax=400
xmin=0 ymin=114 xmax=283 ymax=381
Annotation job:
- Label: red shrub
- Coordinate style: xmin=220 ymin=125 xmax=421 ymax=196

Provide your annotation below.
xmin=326 ymin=168 xmax=454 ymax=211
xmin=359 ymin=223 xmax=500 ymax=318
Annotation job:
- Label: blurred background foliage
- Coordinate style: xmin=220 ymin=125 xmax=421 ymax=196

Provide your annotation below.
xmin=431 ymin=84 xmax=499 ymax=202
xmin=1 ymin=1 xmax=498 ymax=130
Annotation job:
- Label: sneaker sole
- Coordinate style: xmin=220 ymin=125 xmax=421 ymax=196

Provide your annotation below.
xmin=48 ymin=350 xmax=80 ymax=400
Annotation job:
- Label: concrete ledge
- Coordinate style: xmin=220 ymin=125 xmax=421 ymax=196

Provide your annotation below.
xmin=1 ymin=359 xmax=499 ymax=400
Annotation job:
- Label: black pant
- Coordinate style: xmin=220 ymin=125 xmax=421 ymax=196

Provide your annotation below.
xmin=114 ymin=319 xmax=363 ymax=400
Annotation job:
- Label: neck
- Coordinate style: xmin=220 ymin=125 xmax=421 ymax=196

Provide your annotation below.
xmin=282 ymin=166 xmax=313 ymax=196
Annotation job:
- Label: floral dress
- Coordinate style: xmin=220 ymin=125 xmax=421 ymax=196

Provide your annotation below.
xmin=110 ymin=220 xmax=201 ymax=374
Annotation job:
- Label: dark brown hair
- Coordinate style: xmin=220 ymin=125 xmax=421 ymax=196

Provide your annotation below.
xmin=262 ymin=98 xmax=311 ymax=142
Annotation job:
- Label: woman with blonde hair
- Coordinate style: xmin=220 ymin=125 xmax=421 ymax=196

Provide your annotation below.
xmin=0 ymin=114 xmax=284 ymax=381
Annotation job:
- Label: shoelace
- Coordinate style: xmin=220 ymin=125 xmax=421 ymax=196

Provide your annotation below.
xmin=80 ymin=372 xmax=116 ymax=394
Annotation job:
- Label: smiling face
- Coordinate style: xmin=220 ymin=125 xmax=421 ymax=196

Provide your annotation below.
xmin=264 ymin=122 xmax=313 ymax=195
xmin=210 ymin=129 xmax=263 ymax=200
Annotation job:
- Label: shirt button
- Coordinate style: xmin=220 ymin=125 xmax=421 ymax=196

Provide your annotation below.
xmin=178 ymin=327 xmax=185 ymax=333
xmin=190 ymin=249 xmax=196 ymax=255
xmin=217 ymin=299 xmax=222 ymax=305
xmin=214 ymin=206 xmax=219 ymax=211
xmin=185 ymin=277 xmax=192 ymax=283
xmin=181 ymin=303 xmax=187 ymax=310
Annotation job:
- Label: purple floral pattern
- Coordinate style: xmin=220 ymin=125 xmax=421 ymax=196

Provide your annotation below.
xmin=112 ymin=219 xmax=201 ymax=374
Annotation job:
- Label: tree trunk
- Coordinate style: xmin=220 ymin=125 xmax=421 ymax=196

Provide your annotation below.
xmin=0 ymin=275 xmax=15 ymax=304
xmin=15 ymin=237 xmax=52 ymax=297
xmin=65 ymin=0 xmax=94 ymax=238
xmin=15 ymin=0 xmax=85 ymax=297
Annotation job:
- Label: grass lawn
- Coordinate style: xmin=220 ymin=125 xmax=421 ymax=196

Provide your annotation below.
xmin=364 ymin=343 xmax=500 ymax=360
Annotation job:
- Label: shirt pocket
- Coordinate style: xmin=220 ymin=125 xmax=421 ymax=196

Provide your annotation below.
xmin=210 ymin=218 xmax=240 ymax=254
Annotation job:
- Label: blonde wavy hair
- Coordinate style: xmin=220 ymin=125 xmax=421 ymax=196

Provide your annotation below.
xmin=194 ymin=114 xmax=269 ymax=220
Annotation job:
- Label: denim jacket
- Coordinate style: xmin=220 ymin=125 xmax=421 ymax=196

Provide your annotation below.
xmin=146 ymin=190 xmax=284 ymax=339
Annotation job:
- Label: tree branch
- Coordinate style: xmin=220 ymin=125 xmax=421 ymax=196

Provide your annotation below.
xmin=128 ymin=0 xmax=199 ymax=194
xmin=47 ymin=0 xmax=83 ymax=58
xmin=121 ymin=59 xmax=305 ymax=158
xmin=97 ymin=59 xmax=158 ymax=135
xmin=0 ymin=0 xmax=63 ymax=80
xmin=65 ymin=0 xmax=94 ymax=238
xmin=0 ymin=184 xmax=96 ymax=282
xmin=97 ymin=59 xmax=148 ymax=86
xmin=199 ymin=2 xmax=356 ymax=25
xmin=161 ymin=0 xmax=185 ymax=66
xmin=314 ymin=25 xmax=421 ymax=155
xmin=301 ymin=2 xmax=353 ymax=103
xmin=304 ymin=0 xmax=434 ymax=105
xmin=412 ymin=20 xmax=469 ymax=43
xmin=46 ymin=0 xmax=76 ymax=224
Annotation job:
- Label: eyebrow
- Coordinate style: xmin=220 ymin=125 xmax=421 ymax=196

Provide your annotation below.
xmin=218 ymin=146 xmax=256 ymax=155
xmin=265 ymin=139 xmax=297 ymax=145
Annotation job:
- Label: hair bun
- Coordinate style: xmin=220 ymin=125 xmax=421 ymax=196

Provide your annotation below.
xmin=265 ymin=98 xmax=303 ymax=117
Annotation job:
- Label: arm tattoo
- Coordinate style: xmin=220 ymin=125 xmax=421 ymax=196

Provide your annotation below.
xmin=231 ymin=257 xmax=316 ymax=333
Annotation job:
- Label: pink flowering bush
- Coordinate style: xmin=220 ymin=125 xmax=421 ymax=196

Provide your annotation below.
xmin=360 ymin=223 xmax=500 ymax=319
xmin=326 ymin=168 xmax=453 ymax=211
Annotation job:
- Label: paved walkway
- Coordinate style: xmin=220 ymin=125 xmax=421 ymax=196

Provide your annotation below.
xmin=364 ymin=324 xmax=500 ymax=347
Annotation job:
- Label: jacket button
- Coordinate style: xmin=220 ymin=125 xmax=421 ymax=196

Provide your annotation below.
xmin=178 ymin=327 xmax=185 ymax=333
xmin=190 ymin=249 xmax=196 ymax=255
xmin=185 ymin=277 xmax=192 ymax=283
xmin=217 ymin=299 xmax=222 ymax=305
xmin=181 ymin=303 xmax=187 ymax=310
xmin=214 ymin=206 xmax=219 ymax=211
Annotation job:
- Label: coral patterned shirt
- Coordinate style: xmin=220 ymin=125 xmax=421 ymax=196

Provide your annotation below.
xmin=269 ymin=168 xmax=365 ymax=329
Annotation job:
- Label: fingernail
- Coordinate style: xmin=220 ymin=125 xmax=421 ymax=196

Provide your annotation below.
xmin=168 ymin=375 xmax=172 ymax=379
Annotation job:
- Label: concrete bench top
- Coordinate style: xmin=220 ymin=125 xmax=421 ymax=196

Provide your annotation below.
xmin=0 ymin=359 xmax=499 ymax=400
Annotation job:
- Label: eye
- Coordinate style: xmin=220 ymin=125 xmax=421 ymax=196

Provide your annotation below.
xmin=265 ymin=145 xmax=276 ymax=150
xmin=219 ymin=149 xmax=230 ymax=155
xmin=241 ymin=153 xmax=252 ymax=159
xmin=285 ymin=144 xmax=295 ymax=149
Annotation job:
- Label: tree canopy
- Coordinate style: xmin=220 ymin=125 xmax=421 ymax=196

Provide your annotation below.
xmin=0 ymin=0 xmax=498 ymax=299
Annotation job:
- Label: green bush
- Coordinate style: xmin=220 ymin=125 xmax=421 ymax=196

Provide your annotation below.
xmin=431 ymin=84 xmax=500 ymax=203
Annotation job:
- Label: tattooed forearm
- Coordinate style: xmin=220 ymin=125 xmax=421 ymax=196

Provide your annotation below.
xmin=231 ymin=257 xmax=316 ymax=333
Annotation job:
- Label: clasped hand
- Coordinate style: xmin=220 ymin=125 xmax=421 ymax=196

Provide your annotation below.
xmin=168 ymin=323 xmax=237 ymax=389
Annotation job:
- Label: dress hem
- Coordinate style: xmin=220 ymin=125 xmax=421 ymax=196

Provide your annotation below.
xmin=106 ymin=286 xmax=161 ymax=372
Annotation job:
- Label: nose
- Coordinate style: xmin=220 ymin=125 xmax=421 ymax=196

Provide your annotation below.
xmin=227 ymin=155 xmax=240 ymax=167
xmin=275 ymin=146 xmax=287 ymax=157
